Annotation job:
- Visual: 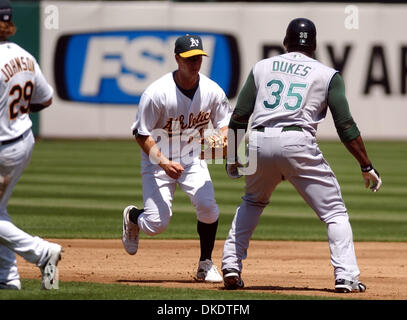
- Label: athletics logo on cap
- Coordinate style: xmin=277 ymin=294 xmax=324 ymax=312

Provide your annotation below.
xmin=174 ymin=34 xmax=208 ymax=58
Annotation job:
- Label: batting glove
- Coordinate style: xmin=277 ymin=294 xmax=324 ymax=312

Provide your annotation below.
xmin=225 ymin=162 xmax=243 ymax=179
xmin=361 ymin=164 xmax=382 ymax=192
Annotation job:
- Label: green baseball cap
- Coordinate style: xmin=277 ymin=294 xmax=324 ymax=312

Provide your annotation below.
xmin=0 ymin=0 xmax=12 ymax=22
xmin=174 ymin=34 xmax=208 ymax=58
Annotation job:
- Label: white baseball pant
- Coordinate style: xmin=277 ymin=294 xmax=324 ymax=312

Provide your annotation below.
xmin=222 ymin=128 xmax=360 ymax=281
xmin=138 ymin=159 xmax=219 ymax=235
xmin=0 ymin=130 xmax=53 ymax=283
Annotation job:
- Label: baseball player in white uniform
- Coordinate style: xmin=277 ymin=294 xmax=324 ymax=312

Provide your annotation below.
xmin=122 ymin=34 xmax=232 ymax=282
xmin=222 ymin=18 xmax=382 ymax=292
xmin=0 ymin=0 xmax=61 ymax=290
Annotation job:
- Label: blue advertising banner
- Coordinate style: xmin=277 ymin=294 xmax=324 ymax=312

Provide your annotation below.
xmin=54 ymin=30 xmax=240 ymax=104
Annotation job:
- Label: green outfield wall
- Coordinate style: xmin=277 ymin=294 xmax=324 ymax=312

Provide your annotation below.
xmin=9 ymin=1 xmax=40 ymax=136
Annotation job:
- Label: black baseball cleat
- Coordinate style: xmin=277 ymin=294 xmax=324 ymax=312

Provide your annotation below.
xmin=222 ymin=269 xmax=244 ymax=290
xmin=335 ymin=278 xmax=367 ymax=293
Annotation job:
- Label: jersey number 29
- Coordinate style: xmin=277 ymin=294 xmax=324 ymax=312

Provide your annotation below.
xmin=8 ymin=81 xmax=34 ymax=120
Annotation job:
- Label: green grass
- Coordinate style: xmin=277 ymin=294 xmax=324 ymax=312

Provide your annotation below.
xmin=0 ymin=279 xmax=339 ymax=300
xmin=8 ymin=139 xmax=407 ymax=242
xmin=3 ymin=139 xmax=406 ymax=300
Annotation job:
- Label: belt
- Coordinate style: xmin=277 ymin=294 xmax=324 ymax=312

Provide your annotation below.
xmin=254 ymin=126 xmax=303 ymax=132
xmin=0 ymin=134 xmax=24 ymax=145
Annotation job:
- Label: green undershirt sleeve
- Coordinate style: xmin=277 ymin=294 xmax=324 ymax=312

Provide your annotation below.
xmin=327 ymin=73 xmax=360 ymax=142
xmin=229 ymin=70 xmax=257 ymax=131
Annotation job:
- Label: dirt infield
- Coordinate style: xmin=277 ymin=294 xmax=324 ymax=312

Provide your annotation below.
xmin=16 ymin=239 xmax=407 ymax=300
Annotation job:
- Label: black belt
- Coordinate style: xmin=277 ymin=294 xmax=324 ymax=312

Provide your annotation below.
xmin=0 ymin=134 xmax=24 ymax=145
xmin=255 ymin=126 xmax=303 ymax=132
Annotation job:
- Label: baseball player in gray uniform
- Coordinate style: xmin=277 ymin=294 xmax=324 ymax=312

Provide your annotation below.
xmin=222 ymin=18 xmax=382 ymax=292
xmin=0 ymin=0 xmax=61 ymax=290
xmin=122 ymin=34 xmax=232 ymax=282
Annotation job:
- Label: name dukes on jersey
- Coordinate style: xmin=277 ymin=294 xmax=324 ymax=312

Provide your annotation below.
xmin=1 ymin=55 xmax=35 ymax=83
xmin=162 ymin=111 xmax=211 ymax=136
xmin=272 ymin=60 xmax=312 ymax=77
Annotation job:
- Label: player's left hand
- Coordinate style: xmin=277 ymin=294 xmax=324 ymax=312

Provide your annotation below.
xmin=225 ymin=161 xmax=243 ymax=179
xmin=361 ymin=164 xmax=382 ymax=192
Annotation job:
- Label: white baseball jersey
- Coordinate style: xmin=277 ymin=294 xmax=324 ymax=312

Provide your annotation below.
xmin=131 ymin=71 xmax=231 ymax=236
xmin=132 ymin=72 xmax=232 ymax=168
xmin=0 ymin=42 xmax=57 ymax=287
xmin=250 ymin=52 xmax=337 ymax=136
xmin=0 ymin=41 xmax=53 ymax=141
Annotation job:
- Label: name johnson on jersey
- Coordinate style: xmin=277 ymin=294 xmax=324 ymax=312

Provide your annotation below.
xmin=1 ymin=56 xmax=35 ymax=83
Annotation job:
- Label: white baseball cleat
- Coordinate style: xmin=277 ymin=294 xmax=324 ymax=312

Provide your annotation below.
xmin=0 ymin=279 xmax=21 ymax=290
xmin=335 ymin=278 xmax=367 ymax=293
xmin=196 ymin=259 xmax=223 ymax=283
xmin=40 ymin=243 xmax=62 ymax=290
xmin=122 ymin=205 xmax=141 ymax=255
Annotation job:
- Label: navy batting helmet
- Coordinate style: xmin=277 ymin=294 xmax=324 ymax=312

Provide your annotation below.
xmin=283 ymin=18 xmax=316 ymax=51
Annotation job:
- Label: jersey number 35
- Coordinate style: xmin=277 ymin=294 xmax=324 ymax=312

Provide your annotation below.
xmin=264 ymin=80 xmax=306 ymax=111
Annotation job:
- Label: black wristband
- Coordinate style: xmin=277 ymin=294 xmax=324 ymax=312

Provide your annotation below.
xmin=361 ymin=163 xmax=373 ymax=172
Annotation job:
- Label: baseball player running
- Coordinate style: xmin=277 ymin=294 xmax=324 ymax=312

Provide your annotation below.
xmin=0 ymin=0 xmax=61 ymax=290
xmin=122 ymin=34 xmax=232 ymax=282
xmin=222 ymin=18 xmax=382 ymax=292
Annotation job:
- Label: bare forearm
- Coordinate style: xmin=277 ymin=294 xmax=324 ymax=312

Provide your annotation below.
xmin=135 ymin=135 xmax=169 ymax=165
xmin=135 ymin=134 xmax=184 ymax=179
xmin=343 ymin=135 xmax=382 ymax=192
xmin=343 ymin=135 xmax=371 ymax=167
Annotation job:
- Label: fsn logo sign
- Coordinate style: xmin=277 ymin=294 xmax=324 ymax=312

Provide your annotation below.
xmin=55 ymin=31 xmax=240 ymax=104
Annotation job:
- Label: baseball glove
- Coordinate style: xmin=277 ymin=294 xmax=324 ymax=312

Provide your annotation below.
xmin=201 ymin=133 xmax=228 ymax=160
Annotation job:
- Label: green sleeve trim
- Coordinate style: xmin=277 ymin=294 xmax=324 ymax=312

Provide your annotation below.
xmin=233 ymin=69 xmax=257 ymax=122
xmin=338 ymin=123 xmax=360 ymax=142
xmin=327 ymin=73 xmax=360 ymax=142
xmin=229 ymin=117 xmax=249 ymax=130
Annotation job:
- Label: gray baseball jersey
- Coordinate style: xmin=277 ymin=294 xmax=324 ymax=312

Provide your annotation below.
xmin=250 ymin=52 xmax=336 ymax=134
xmin=222 ymin=52 xmax=361 ymax=283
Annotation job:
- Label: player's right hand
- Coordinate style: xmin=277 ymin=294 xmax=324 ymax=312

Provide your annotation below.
xmin=225 ymin=162 xmax=243 ymax=179
xmin=361 ymin=164 xmax=382 ymax=192
xmin=161 ymin=161 xmax=184 ymax=179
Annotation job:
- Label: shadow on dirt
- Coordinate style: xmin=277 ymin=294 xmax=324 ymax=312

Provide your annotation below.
xmin=221 ymin=285 xmax=336 ymax=293
xmin=117 ymin=279 xmax=199 ymax=284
